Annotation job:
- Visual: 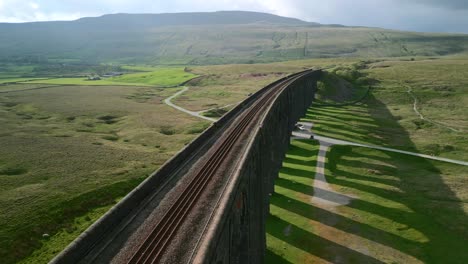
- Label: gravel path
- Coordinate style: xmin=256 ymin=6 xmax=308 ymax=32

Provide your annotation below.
xmin=294 ymin=122 xmax=468 ymax=166
xmin=164 ymin=87 xmax=217 ymax=122
xmin=310 ymin=141 xmax=353 ymax=207
xmin=291 ymin=121 xmax=468 ymax=209
xmin=292 ymin=122 xmax=354 ymax=208
xmin=404 ymin=84 xmax=462 ymax=133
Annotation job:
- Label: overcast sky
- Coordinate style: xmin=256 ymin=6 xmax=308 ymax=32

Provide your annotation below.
xmin=0 ymin=0 xmax=467 ymax=33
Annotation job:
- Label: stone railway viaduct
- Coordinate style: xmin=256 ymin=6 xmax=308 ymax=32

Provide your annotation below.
xmin=51 ymin=70 xmax=322 ymax=264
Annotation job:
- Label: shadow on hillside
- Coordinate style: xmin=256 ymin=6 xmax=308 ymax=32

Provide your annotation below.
xmin=266 ymin=94 xmax=468 ymax=263
xmin=265 ymin=249 xmax=294 ymax=264
xmin=302 ymin=95 xmax=422 ymax=152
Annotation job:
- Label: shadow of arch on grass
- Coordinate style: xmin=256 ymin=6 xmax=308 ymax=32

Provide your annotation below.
xmin=267 ymin=215 xmax=385 ymax=264
xmin=265 ymin=249 xmax=294 ymax=264
xmin=266 ymin=93 xmax=468 ymax=263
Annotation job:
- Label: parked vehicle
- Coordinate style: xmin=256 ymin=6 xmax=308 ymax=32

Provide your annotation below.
xmin=294 ymin=124 xmax=305 ymax=131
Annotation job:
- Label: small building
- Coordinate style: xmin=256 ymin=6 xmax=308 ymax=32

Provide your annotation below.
xmin=102 ymin=72 xmax=123 ymax=78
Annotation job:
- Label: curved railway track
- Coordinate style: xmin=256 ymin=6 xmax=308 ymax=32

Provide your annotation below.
xmin=126 ymin=70 xmax=312 ymax=264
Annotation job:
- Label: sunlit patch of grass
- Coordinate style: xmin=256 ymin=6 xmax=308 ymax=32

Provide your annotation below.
xmin=323 ymin=145 xmax=468 ymax=263
xmin=19 ymin=67 xmax=197 ymax=87
xmin=266 ymin=139 xmax=319 ymax=263
xmin=110 ymin=67 xmax=197 ymax=87
xmin=17 ymin=204 xmax=114 ymax=264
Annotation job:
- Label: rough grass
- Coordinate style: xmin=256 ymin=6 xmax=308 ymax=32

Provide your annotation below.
xmin=315 ymin=71 xmax=369 ymax=104
xmin=0 ymin=83 xmax=205 ymax=263
xmin=175 ymin=58 xmax=357 ymax=111
xmin=17 ymin=204 xmax=114 ymax=264
xmin=365 ymin=58 xmax=468 ymax=159
xmin=175 ymin=64 xmax=290 ymax=111
xmin=303 ymin=58 xmax=468 ymax=161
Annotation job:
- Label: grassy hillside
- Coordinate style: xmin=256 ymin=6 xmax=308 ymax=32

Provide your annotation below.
xmin=1 ymin=11 xmax=468 ymax=65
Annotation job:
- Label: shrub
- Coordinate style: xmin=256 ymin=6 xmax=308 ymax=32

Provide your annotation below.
xmin=203 ymin=108 xmax=228 ymax=118
xmin=327 ymin=145 xmax=352 ymax=172
xmin=186 ymin=122 xmax=210 ymax=134
xmin=102 ymin=135 xmax=119 ymax=141
xmin=0 ymin=167 xmax=28 ymax=176
xmin=160 ymin=125 xmax=176 ymax=135
xmin=98 ymin=115 xmax=119 ymax=124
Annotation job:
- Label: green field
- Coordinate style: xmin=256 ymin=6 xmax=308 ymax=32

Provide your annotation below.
xmin=16 ymin=67 xmax=197 ymax=87
xmin=0 ymin=82 xmax=208 ymax=263
xmin=0 ymin=78 xmax=50 ymax=84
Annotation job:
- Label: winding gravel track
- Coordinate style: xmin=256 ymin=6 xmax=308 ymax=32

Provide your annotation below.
xmin=292 ymin=121 xmax=468 ymax=210
xmin=317 ymin=135 xmax=468 ymax=166
xmin=404 ymin=84 xmax=462 ymax=133
xmin=294 ymin=121 xmax=468 ymax=166
xmin=164 ymin=87 xmax=217 ymax=122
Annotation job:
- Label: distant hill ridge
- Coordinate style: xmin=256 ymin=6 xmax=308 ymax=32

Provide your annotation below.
xmin=0 ymin=11 xmax=467 ymax=65
xmin=77 ymin=11 xmax=320 ymax=27
xmin=1 ymin=11 xmax=319 ymax=28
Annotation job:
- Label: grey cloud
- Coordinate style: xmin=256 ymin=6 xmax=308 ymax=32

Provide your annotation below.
xmin=405 ymin=0 xmax=468 ymax=10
